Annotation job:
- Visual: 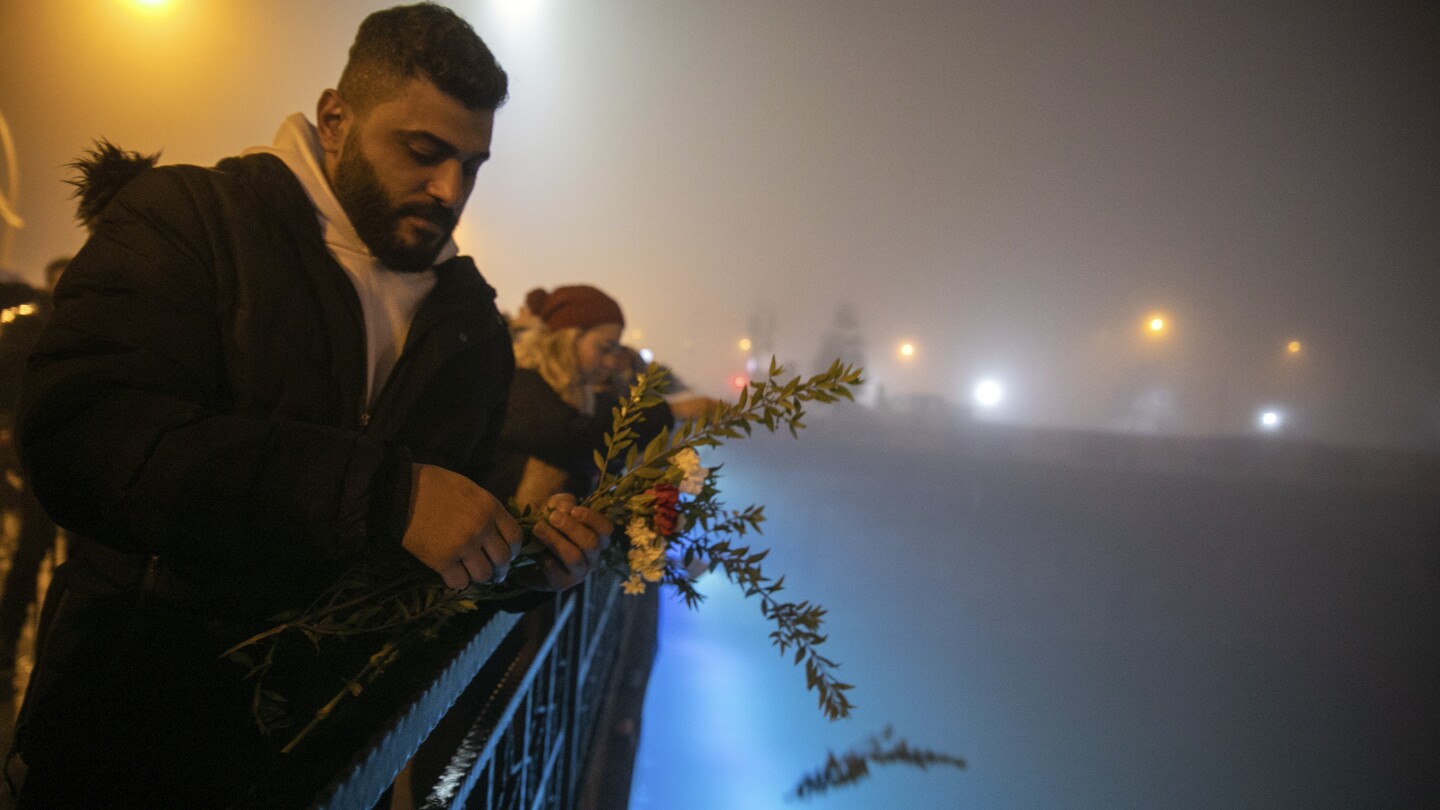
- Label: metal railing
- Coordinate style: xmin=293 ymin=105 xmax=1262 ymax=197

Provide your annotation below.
xmin=307 ymin=567 xmax=648 ymax=809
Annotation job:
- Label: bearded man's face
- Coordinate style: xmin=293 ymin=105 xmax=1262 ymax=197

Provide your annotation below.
xmin=328 ymin=78 xmax=495 ymax=273
xmin=333 ymin=127 xmax=457 ymax=273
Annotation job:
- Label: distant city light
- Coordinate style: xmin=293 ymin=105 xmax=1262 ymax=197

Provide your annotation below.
xmin=1148 ymin=317 xmax=1166 ymax=333
xmin=638 ymin=347 xmax=654 ymax=363
xmin=1287 ymin=340 xmax=1302 ymax=354
xmin=730 ymin=374 xmax=749 ymax=390
xmin=1259 ymin=410 xmax=1283 ymax=430
xmin=973 ymin=378 xmax=1004 ymax=408
xmin=899 ymin=342 xmax=916 ymax=358
xmin=738 ymin=338 xmax=752 ymax=352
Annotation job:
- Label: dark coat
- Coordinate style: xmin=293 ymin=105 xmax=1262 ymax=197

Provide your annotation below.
xmin=484 ymin=368 xmax=674 ymax=504
xmin=19 ymin=149 xmax=513 ymax=607
xmin=484 ymin=368 xmax=610 ymax=501
xmin=12 ymin=148 xmax=514 ymax=805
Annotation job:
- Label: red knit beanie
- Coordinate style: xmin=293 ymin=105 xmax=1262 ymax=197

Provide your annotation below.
xmin=525 ymin=285 xmax=625 ymax=331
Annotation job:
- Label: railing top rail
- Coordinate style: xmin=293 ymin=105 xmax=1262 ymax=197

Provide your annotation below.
xmin=311 ymin=609 xmax=522 ymax=810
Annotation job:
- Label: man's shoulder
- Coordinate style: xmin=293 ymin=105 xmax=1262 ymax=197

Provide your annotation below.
xmin=77 ymin=148 xmax=305 ymax=233
xmin=156 ymin=152 xmax=305 ymax=213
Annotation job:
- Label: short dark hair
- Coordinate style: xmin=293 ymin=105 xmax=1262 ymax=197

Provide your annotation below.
xmin=338 ymin=3 xmax=508 ymax=113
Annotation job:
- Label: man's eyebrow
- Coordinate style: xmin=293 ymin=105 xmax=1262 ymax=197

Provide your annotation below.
xmin=398 ymin=130 xmax=489 ymax=161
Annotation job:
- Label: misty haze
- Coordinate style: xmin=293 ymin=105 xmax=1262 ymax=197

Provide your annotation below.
xmin=1 ymin=1 xmax=1436 ymax=807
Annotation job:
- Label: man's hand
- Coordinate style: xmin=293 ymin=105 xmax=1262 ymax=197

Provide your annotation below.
xmin=402 ymin=463 xmax=522 ymax=590
xmin=518 ymin=493 xmax=613 ymax=592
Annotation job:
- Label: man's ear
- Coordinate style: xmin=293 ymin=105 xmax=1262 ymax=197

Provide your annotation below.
xmin=316 ymin=89 xmax=351 ymax=157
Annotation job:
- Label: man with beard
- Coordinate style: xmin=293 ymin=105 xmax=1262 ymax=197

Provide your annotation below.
xmin=10 ymin=4 xmax=610 ymax=805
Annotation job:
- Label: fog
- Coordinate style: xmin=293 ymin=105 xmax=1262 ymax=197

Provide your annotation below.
xmin=3 ymin=0 xmax=1437 ymax=448
xmin=636 ymin=418 xmax=1440 ymax=808
xmin=3 ymin=3 xmax=1438 ymax=805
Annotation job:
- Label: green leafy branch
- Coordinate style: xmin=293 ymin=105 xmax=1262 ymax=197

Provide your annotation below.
xmin=668 ymin=486 xmax=856 ymax=720
xmin=586 ymin=359 xmax=862 ymax=523
xmin=790 ymin=726 xmax=967 ymax=800
xmin=223 ymin=358 xmax=864 ymax=748
xmin=598 ymin=360 xmax=863 ymax=719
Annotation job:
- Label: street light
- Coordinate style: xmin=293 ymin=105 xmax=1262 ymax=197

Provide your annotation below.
xmin=738 ymin=338 xmax=752 ymax=352
xmin=124 ymin=0 xmax=179 ymax=15
xmin=1286 ymin=340 xmax=1302 ymax=355
xmin=898 ymin=342 xmax=916 ymax=359
xmin=973 ymin=378 xmax=1004 ymax=408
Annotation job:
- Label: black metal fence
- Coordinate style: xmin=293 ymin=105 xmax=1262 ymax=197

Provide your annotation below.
xmin=308 ymin=568 xmax=655 ymax=810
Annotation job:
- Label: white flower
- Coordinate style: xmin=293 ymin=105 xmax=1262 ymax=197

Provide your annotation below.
xmin=673 ymin=447 xmax=709 ymax=495
xmin=674 ymin=447 xmax=702 ymax=477
xmin=628 ymin=545 xmax=662 ymax=571
xmin=626 ymin=517 xmax=657 ymax=548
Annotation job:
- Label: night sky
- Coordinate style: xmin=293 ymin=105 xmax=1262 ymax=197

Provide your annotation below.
xmin=2 ymin=0 xmax=1437 ymax=448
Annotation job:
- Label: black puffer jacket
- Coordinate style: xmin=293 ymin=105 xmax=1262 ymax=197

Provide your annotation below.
xmin=13 ymin=146 xmax=515 ymax=804
xmin=19 ymin=148 xmax=513 ymax=608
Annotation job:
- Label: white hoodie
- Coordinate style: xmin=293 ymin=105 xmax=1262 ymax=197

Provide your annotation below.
xmin=244 ymin=113 xmax=458 ymax=412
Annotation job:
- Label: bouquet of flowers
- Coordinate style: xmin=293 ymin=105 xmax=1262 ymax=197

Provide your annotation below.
xmin=224 ymin=359 xmax=864 ymax=752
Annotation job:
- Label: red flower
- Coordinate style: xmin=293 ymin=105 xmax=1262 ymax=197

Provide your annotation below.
xmin=650 ymin=483 xmax=680 ymax=537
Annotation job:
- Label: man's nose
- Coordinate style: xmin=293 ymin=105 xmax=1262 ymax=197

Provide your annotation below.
xmin=425 ymin=161 xmax=465 ymax=207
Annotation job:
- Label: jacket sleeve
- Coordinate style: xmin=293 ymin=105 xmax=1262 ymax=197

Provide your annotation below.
xmin=498 ymin=371 xmax=609 ymax=478
xmin=15 ymin=167 xmax=410 ymax=569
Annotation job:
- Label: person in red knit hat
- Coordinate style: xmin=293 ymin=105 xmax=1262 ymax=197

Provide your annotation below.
xmin=486 ymin=285 xmax=670 ymax=508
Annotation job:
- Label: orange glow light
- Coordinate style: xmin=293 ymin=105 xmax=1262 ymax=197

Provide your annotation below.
xmin=125 ymin=0 xmax=178 ymax=15
xmin=730 ymin=374 xmax=749 ymax=390
xmin=1287 ymin=340 xmax=1302 ymax=354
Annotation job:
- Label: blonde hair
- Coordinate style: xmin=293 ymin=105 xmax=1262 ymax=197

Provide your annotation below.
xmin=512 ymin=324 xmax=593 ymax=413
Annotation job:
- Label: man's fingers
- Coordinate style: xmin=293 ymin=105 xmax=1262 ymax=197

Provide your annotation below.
xmin=536 ymin=521 xmax=590 ymax=574
xmin=440 ymin=563 xmax=470 ymax=591
xmin=546 ymin=493 xmax=578 ymax=512
xmin=474 ymin=533 xmax=511 ymax=583
xmin=566 ymin=505 xmax=613 ymax=549
xmin=495 ymin=505 xmax=523 ymax=555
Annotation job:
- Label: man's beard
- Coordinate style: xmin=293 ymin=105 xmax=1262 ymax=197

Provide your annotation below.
xmin=332 ymin=133 xmax=457 ymax=273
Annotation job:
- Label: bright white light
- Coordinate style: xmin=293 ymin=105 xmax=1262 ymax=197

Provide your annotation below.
xmin=1259 ymin=410 xmax=1282 ymax=430
xmin=492 ymin=0 xmax=543 ymax=33
xmin=973 ymin=378 xmax=1004 ymax=408
xmin=638 ymin=347 xmax=654 ymax=364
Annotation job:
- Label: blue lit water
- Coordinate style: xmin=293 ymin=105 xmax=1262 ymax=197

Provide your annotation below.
xmin=630 ymin=417 xmax=1440 ymax=809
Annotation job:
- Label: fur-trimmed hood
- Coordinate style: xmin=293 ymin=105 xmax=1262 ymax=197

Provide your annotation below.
xmin=67 ymin=141 xmax=160 ymax=231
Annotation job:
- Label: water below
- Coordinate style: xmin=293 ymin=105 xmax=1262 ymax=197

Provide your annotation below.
xmin=630 ymin=420 xmax=1440 ymax=809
